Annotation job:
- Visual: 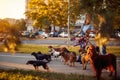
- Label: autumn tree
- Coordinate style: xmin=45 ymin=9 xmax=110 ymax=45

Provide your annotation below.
xmin=0 ymin=19 xmax=21 ymax=54
xmin=79 ymin=0 xmax=120 ymax=54
xmin=25 ymin=0 xmax=82 ymax=30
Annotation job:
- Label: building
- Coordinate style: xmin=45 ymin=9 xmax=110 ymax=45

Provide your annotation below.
xmin=75 ymin=14 xmax=86 ymax=27
xmin=25 ymin=0 xmax=34 ymax=32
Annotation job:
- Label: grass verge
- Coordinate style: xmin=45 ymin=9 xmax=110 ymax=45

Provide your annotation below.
xmin=0 ymin=44 xmax=120 ymax=57
xmin=18 ymin=44 xmax=120 ymax=57
xmin=0 ymin=69 xmax=119 ymax=80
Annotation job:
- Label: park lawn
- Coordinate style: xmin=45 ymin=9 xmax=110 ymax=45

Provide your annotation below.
xmin=0 ymin=44 xmax=120 ymax=57
xmin=17 ymin=44 xmax=80 ymax=54
xmin=17 ymin=44 xmax=120 ymax=57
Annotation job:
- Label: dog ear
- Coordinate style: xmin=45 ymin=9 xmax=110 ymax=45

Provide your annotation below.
xmin=31 ymin=52 xmax=36 ymax=55
xmin=48 ymin=46 xmax=52 ymax=48
xmin=38 ymin=51 xmax=42 ymax=54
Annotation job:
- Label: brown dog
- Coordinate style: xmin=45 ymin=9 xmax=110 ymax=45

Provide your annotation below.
xmin=81 ymin=53 xmax=89 ymax=70
xmin=86 ymin=45 xmax=117 ymax=80
xmin=81 ymin=46 xmax=99 ymax=70
xmin=48 ymin=46 xmax=62 ymax=52
xmin=61 ymin=47 xmax=77 ymax=67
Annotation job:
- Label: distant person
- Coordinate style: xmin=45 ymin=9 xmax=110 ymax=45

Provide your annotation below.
xmin=53 ymin=30 xmax=58 ymax=37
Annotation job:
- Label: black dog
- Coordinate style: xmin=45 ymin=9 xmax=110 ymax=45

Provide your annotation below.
xmin=26 ymin=60 xmax=50 ymax=71
xmin=31 ymin=52 xmax=51 ymax=62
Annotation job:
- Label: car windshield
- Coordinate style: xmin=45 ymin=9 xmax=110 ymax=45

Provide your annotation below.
xmin=61 ymin=32 xmax=67 ymax=34
xmin=38 ymin=31 xmax=44 ymax=34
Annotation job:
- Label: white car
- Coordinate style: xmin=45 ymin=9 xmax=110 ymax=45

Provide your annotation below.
xmin=72 ymin=33 xmax=83 ymax=37
xmin=59 ymin=32 xmax=68 ymax=38
xmin=37 ymin=31 xmax=48 ymax=38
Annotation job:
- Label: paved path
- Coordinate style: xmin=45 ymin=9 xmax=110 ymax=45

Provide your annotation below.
xmin=21 ymin=38 xmax=120 ymax=46
xmin=0 ymin=56 xmax=120 ymax=77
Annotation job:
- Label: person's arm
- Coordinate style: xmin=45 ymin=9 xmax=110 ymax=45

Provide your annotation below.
xmin=77 ymin=28 xmax=82 ymax=35
xmin=76 ymin=25 xmax=83 ymax=36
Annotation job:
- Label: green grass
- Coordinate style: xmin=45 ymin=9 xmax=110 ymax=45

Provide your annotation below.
xmin=1 ymin=69 xmax=119 ymax=80
xmin=0 ymin=44 xmax=120 ymax=57
xmin=17 ymin=44 xmax=80 ymax=54
xmin=18 ymin=44 xmax=120 ymax=57
xmin=107 ymin=46 xmax=120 ymax=57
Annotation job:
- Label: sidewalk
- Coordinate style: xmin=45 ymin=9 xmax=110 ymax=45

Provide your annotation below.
xmin=0 ymin=61 xmax=94 ymax=76
xmin=0 ymin=58 xmax=120 ymax=76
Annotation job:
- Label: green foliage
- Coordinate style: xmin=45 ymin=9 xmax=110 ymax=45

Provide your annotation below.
xmin=0 ymin=69 xmax=120 ymax=80
xmin=0 ymin=19 xmax=21 ymax=53
xmin=15 ymin=19 xmax=26 ymax=31
xmin=0 ymin=19 xmax=10 ymax=32
xmin=80 ymin=0 xmax=120 ymax=31
xmin=0 ymin=69 xmax=98 ymax=80
xmin=25 ymin=0 xmax=83 ymax=28
xmin=25 ymin=0 xmax=120 ymax=31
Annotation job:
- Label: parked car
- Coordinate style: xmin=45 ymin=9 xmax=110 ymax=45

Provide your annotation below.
xmin=59 ymin=32 xmax=68 ymax=38
xmin=36 ymin=31 xmax=48 ymax=38
xmin=49 ymin=31 xmax=59 ymax=37
xmin=111 ymin=29 xmax=120 ymax=38
xmin=21 ymin=31 xmax=30 ymax=37
xmin=115 ymin=31 xmax=120 ymax=38
xmin=49 ymin=31 xmax=54 ymax=37
xmin=72 ymin=33 xmax=83 ymax=37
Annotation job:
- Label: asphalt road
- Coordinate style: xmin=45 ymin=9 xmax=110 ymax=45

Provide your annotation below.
xmin=21 ymin=38 xmax=120 ymax=46
xmin=0 ymin=52 xmax=93 ymax=75
xmin=0 ymin=52 xmax=120 ymax=76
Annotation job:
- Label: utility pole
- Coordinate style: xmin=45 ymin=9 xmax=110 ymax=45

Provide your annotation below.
xmin=67 ymin=0 xmax=70 ymax=46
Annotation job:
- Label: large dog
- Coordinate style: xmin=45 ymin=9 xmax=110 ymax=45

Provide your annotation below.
xmin=31 ymin=52 xmax=51 ymax=62
xmin=81 ymin=46 xmax=100 ymax=70
xmin=86 ymin=45 xmax=117 ymax=80
xmin=26 ymin=60 xmax=49 ymax=71
xmin=60 ymin=47 xmax=77 ymax=67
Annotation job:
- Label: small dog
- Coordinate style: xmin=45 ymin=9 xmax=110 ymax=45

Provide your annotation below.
xmin=31 ymin=52 xmax=51 ymax=62
xmin=48 ymin=46 xmax=62 ymax=52
xmin=49 ymin=48 xmax=61 ymax=58
xmin=26 ymin=60 xmax=50 ymax=71
xmin=48 ymin=46 xmax=63 ymax=60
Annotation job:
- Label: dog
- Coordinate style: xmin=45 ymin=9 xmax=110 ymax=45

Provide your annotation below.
xmin=49 ymin=48 xmax=61 ymax=58
xmin=81 ymin=53 xmax=89 ymax=70
xmin=81 ymin=46 xmax=100 ymax=70
xmin=31 ymin=52 xmax=51 ymax=62
xmin=26 ymin=60 xmax=49 ymax=71
xmin=48 ymin=46 xmax=63 ymax=60
xmin=86 ymin=45 xmax=117 ymax=80
xmin=60 ymin=47 xmax=77 ymax=67
xmin=48 ymin=46 xmax=62 ymax=52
